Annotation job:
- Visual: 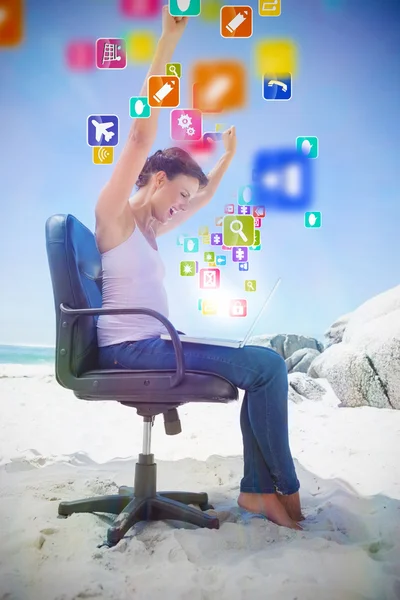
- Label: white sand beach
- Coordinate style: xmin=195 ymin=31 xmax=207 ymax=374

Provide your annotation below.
xmin=1 ymin=363 xmax=399 ymax=600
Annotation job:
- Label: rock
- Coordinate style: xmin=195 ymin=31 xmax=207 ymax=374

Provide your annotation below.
xmin=288 ymin=373 xmax=326 ymax=403
xmin=249 ymin=333 xmax=324 ymax=359
xmin=324 ymin=313 xmax=352 ymax=347
xmin=285 ymin=348 xmax=321 ymax=374
xmin=309 ymin=285 xmax=400 ymax=409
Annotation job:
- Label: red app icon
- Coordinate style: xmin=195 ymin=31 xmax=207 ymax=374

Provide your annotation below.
xmin=199 ymin=268 xmax=220 ymax=289
xmin=254 ymin=217 xmax=262 ymax=227
xmin=119 ymin=0 xmax=161 ymax=17
xmin=66 ymin=41 xmax=95 ymax=71
xmin=253 ymin=206 xmax=266 ymax=218
xmin=221 ymin=244 xmax=232 ymax=251
xmin=224 ymin=204 xmax=234 ymax=214
xmin=229 ymin=299 xmax=247 ymax=317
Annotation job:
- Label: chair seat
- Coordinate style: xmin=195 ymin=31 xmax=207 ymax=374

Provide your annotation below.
xmin=75 ymin=369 xmax=239 ymax=403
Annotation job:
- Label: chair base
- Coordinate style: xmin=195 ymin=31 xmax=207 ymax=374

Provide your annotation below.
xmin=58 ymin=454 xmax=219 ymax=547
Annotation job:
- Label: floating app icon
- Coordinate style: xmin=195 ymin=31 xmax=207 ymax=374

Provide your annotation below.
xmin=177 ymin=233 xmax=189 ymax=245
xmin=204 ymin=251 xmax=215 ymax=262
xmin=192 ymin=60 xmax=246 ymax=113
xmin=66 ymin=41 xmax=95 ymax=71
xmin=129 ymin=97 xmax=151 ymax=118
xmin=148 ymin=76 xmax=180 ymax=107
xmin=125 ymin=31 xmax=156 ymax=64
xmin=237 ymin=205 xmax=251 ymax=215
xmin=166 ymin=63 xmax=182 ymax=77
xmin=184 ymin=237 xmax=199 ymax=252
xmin=245 ymin=280 xmax=256 ymax=291
xmin=221 ymin=6 xmax=253 ymax=38
xmin=254 ymin=217 xmax=262 ymax=227
xmin=296 ymin=136 xmax=319 ymax=159
xmin=249 ymin=230 xmax=261 ymax=250
xmin=305 ymin=211 xmax=321 ymax=228
xmin=202 ymin=299 xmax=218 ymax=315
xmin=96 ymin=38 xmax=127 ymax=69
xmin=230 ymin=299 xmax=247 ymax=317
xmin=203 ymin=234 xmax=211 ymax=244
xmin=201 ymin=0 xmax=222 ymax=20
xmin=198 ymin=225 xmax=209 ymax=236
xmin=253 ymin=206 xmax=266 ymax=218
xmin=203 ymin=132 xmax=222 ymax=145
xmin=87 ymin=115 xmax=119 ymax=147
xmin=238 ymin=185 xmax=255 ymax=206
xmin=0 ymin=0 xmax=23 ymax=46
xmin=169 ymin=0 xmax=201 ymax=16
xmin=180 ymin=261 xmax=197 ymax=276
xmin=263 ymin=73 xmax=292 ymax=101
xmin=171 ymin=109 xmax=202 ymax=141
xmin=215 ymin=123 xmax=228 ymax=132
xmin=238 ymin=262 xmax=249 ymax=271
xmin=252 ymin=149 xmax=312 ymax=210
xmin=93 ymin=147 xmax=114 ymax=165
xmin=120 ymin=0 xmax=161 ymax=17
xmin=221 ymin=244 xmax=232 ymax=251
xmin=255 ymin=39 xmax=297 ymax=78
xmin=224 ymin=204 xmax=235 ymax=214
xmin=232 ymin=247 xmax=248 ymax=262
xmin=215 ymin=216 xmax=223 ymax=226
xmin=223 ymin=215 xmax=255 ymax=247
xmin=259 ymin=0 xmax=281 ymax=16
xmin=216 ymin=255 xmax=226 ymax=266
xmin=199 ymin=268 xmax=221 ymax=289
xmin=210 ymin=233 xmax=223 ymax=246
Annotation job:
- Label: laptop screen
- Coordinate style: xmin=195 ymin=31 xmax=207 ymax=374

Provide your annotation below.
xmin=241 ymin=278 xmax=281 ymax=346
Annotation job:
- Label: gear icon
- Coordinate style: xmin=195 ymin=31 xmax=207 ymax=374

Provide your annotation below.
xmin=186 ymin=126 xmax=195 ymax=136
xmin=177 ymin=113 xmax=192 ymax=129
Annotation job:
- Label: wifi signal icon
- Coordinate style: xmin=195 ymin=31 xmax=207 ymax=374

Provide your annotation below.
xmin=93 ymin=146 xmax=114 ymax=165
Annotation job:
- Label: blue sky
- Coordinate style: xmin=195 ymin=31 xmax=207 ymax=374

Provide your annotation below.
xmin=0 ymin=0 xmax=399 ymax=346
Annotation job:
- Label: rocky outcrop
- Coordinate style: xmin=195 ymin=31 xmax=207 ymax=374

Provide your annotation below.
xmin=249 ymin=334 xmax=324 ymax=373
xmin=288 ymin=373 xmax=326 ymax=403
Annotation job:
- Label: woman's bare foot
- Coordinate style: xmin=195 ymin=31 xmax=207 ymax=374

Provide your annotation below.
xmin=238 ymin=492 xmax=302 ymax=530
xmin=276 ymin=490 xmax=305 ymax=522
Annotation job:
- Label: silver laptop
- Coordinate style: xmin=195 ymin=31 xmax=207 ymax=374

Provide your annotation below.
xmin=161 ymin=278 xmax=281 ymax=348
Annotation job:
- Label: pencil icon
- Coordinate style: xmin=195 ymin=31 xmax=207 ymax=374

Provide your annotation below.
xmin=226 ymin=10 xmax=248 ymax=33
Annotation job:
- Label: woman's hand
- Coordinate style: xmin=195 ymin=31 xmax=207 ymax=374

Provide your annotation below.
xmin=222 ymin=126 xmax=237 ymax=155
xmin=161 ymin=5 xmax=189 ymax=43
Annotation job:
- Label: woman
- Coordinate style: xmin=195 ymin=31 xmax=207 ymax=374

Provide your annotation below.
xmin=96 ymin=7 xmax=304 ymax=530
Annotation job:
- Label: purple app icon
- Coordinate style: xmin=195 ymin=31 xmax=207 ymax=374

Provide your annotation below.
xmin=210 ymin=232 xmax=223 ymax=245
xmin=237 ymin=205 xmax=251 ymax=215
xmin=232 ymin=247 xmax=248 ymax=262
xmin=203 ymin=132 xmax=222 ymax=144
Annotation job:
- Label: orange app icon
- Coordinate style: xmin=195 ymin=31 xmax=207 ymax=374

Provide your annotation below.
xmin=148 ymin=76 xmax=180 ymax=108
xmin=0 ymin=0 xmax=24 ymax=47
xmin=191 ymin=60 xmax=246 ymax=113
xmin=221 ymin=6 xmax=252 ymax=38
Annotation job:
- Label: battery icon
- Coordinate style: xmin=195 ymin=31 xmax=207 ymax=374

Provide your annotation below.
xmin=226 ymin=10 xmax=249 ymax=33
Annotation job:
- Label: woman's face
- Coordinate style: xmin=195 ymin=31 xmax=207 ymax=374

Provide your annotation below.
xmin=150 ymin=172 xmax=200 ymax=224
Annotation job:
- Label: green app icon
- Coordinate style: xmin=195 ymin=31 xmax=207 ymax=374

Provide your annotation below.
xmin=305 ymin=212 xmax=322 ymax=228
xmin=180 ymin=261 xmax=196 ymax=276
xmin=296 ymin=136 xmax=319 ymax=159
xmin=204 ymin=251 xmax=215 ymax=262
xmin=129 ymin=97 xmax=151 ymax=119
xmin=223 ymin=215 xmax=255 ymax=247
xmin=245 ymin=280 xmax=257 ymax=292
xmin=166 ymin=63 xmax=182 ymax=78
xmin=169 ymin=0 xmax=201 ymax=16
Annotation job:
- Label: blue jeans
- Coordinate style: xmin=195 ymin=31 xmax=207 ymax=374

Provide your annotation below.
xmin=98 ymin=338 xmax=300 ymax=496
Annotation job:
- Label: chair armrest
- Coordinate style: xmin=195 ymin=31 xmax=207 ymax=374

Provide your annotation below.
xmin=58 ymin=304 xmax=185 ymax=388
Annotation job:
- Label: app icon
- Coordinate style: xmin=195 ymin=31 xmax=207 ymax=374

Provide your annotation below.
xmin=230 ymin=299 xmax=247 ymax=317
xmin=223 ymin=215 xmax=255 ymax=247
xmin=221 ymin=244 xmax=232 ymax=251
xmin=0 ymin=0 xmax=23 ymax=46
xmin=216 ymin=255 xmax=226 ymax=266
xmin=296 ymin=136 xmax=319 ymax=159
xmin=201 ymin=0 xmax=222 ymax=20
xmin=203 ymin=234 xmax=211 ymax=245
xmin=198 ymin=298 xmax=203 ymax=311
xmin=148 ymin=76 xmax=180 ymax=107
xmin=125 ymin=31 xmax=156 ymax=64
xmin=210 ymin=232 xmax=223 ymax=246
xmin=253 ymin=206 xmax=266 ymax=218
xmin=180 ymin=261 xmax=197 ymax=276
xmin=204 ymin=251 xmax=215 ymax=262
xmin=225 ymin=204 xmax=235 ymax=214
xmin=215 ymin=123 xmax=228 ymax=132
xmin=232 ymin=247 xmax=248 ymax=262
xmin=252 ymin=149 xmax=312 ymax=210
xmin=238 ymin=185 xmax=255 ymax=206
xmin=199 ymin=268 xmax=220 ymax=289
xmin=93 ymin=147 xmax=114 ymax=165
xmin=166 ymin=63 xmax=182 ymax=77
xmin=305 ymin=211 xmax=321 ymax=228
xmin=66 ymin=41 xmax=95 ymax=71
xmin=220 ymin=6 xmax=253 ymax=38
xmin=120 ymin=0 xmax=161 ymax=17
xmin=255 ymin=39 xmax=297 ymax=78
xmin=177 ymin=233 xmax=189 ymax=246
xmin=87 ymin=115 xmax=119 ymax=147
xmin=263 ymin=73 xmax=292 ymax=101
xmin=238 ymin=262 xmax=249 ymax=271
xmin=184 ymin=237 xmax=199 ymax=252
xmin=169 ymin=0 xmax=201 ymax=16
xmin=192 ymin=60 xmax=246 ymax=113
xmin=96 ymin=38 xmax=127 ymax=69
xmin=202 ymin=299 xmax=218 ymax=315
xmin=259 ymin=0 xmax=281 ymax=16
xmin=171 ymin=109 xmax=202 ymax=141
xmin=203 ymin=132 xmax=222 ymax=145
xmin=254 ymin=217 xmax=262 ymax=227
xmin=249 ymin=230 xmax=261 ymax=250
xmin=129 ymin=97 xmax=151 ymax=118
xmin=198 ymin=225 xmax=209 ymax=236
xmin=237 ymin=205 xmax=251 ymax=215
xmin=245 ymin=280 xmax=256 ymax=291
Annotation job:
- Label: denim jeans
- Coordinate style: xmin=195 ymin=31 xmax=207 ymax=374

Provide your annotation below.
xmin=98 ymin=338 xmax=300 ymax=496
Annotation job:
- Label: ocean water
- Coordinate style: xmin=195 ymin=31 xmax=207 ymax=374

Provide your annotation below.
xmin=0 ymin=345 xmax=55 ymax=366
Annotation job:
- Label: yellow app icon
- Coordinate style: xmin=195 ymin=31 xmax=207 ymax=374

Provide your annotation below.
xmin=198 ymin=225 xmax=209 ymax=236
xmin=202 ymin=234 xmax=211 ymax=245
xmin=254 ymin=39 xmax=297 ymax=78
xmin=259 ymin=0 xmax=281 ymax=16
xmin=93 ymin=147 xmax=114 ymax=165
xmin=202 ymin=299 xmax=218 ymax=315
xmin=126 ymin=31 xmax=156 ymax=64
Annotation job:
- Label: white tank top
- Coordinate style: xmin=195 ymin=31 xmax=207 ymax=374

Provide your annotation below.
xmin=97 ymin=225 xmax=169 ymax=347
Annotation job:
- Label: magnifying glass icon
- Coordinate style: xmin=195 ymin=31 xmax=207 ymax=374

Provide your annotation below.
xmin=168 ymin=64 xmax=178 ymax=77
xmin=246 ymin=281 xmax=254 ymax=291
xmin=229 ymin=219 xmax=248 ymax=242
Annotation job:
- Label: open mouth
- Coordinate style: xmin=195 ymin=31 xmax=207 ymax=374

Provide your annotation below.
xmin=169 ymin=207 xmax=178 ymax=216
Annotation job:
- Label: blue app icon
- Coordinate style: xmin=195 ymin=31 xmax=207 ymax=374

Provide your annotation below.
xmin=239 ymin=262 xmax=249 ymax=271
xmin=263 ymin=73 xmax=292 ymax=101
xmin=87 ymin=115 xmax=119 ymax=147
xmin=252 ymin=149 xmax=312 ymax=210
xmin=216 ymin=255 xmax=226 ymax=266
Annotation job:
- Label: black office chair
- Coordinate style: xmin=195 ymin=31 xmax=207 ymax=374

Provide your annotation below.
xmin=45 ymin=214 xmax=239 ymax=547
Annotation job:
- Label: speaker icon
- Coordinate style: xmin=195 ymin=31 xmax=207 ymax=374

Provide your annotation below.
xmin=93 ymin=146 xmax=114 ymax=165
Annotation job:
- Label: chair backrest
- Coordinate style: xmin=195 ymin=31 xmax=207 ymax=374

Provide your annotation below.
xmin=45 ymin=214 xmax=102 ymax=377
